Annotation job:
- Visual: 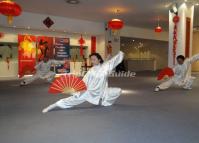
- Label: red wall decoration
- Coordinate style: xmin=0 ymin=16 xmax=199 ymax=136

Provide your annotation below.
xmin=37 ymin=36 xmax=54 ymax=61
xmin=78 ymin=35 xmax=85 ymax=56
xmin=91 ymin=36 xmax=96 ymax=53
xmin=18 ymin=35 xmax=36 ymax=78
xmin=173 ymin=15 xmax=180 ymax=65
xmin=185 ymin=17 xmax=191 ymax=58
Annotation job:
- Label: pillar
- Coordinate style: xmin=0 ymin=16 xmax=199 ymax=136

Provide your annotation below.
xmin=168 ymin=3 xmax=194 ymax=67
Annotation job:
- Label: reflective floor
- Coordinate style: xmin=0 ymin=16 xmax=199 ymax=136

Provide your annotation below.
xmin=0 ymin=73 xmax=199 ymax=143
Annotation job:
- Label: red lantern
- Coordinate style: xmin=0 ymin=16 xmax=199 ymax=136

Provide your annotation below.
xmin=0 ymin=0 xmax=22 ymax=25
xmin=108 ymin=19 xmax=124 ymax=30
xmin=78 ymin=35 xmax=85 ymax=56
xmin=173 ymin=15 xmax=180 ymax=23
xmin=155 ymin=26 xmax=163 ymax=33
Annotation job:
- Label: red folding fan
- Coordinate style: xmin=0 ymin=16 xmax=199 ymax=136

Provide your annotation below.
xmin=157 ymin=67 xmax=174 ymax=80
xmin=49 ymin=74 xmax=87 ymax=94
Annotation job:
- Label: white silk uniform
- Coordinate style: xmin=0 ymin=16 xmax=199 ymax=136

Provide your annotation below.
xmin=158 ymin=54 xmax=199 ymax=90
xmin=56 ymin=51 xmax=124 ymax=108
xmin=23 ymin=60 xmax=65 ymax=84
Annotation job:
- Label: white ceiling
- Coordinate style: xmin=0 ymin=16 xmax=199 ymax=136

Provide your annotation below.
xmin=15 ymin=0 xmax=199 ymax=30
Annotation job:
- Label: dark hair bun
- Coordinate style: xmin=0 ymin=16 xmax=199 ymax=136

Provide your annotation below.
xmin=89 ymin=53 xmax=104 ymax=64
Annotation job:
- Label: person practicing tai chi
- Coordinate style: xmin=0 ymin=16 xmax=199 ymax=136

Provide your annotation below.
xmin=155 ymin=53 xmax=199 ymax=92
xmin=42 ymin=51 xmax=124 ymax=113
xmin=20 ymin=57 xmax=66 ymax=86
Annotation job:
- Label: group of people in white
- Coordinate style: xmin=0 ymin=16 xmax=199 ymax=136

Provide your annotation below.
xmin=20 ymin=51 xmax=199 ymax=113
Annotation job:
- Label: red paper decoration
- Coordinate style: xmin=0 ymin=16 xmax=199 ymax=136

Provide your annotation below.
xmin=0 ymin=0 xmax=22 ymax=25
xmin=108 ymin=19 xmax=124 ymax=30
xmin=173 ymin=15 xmax=180 ymax=65
xmin=155 ymin=26 xmax=163 ymax=33
xmin=18 ymin=35 xmax=36 ymax=78
xmin=43 ymin=17 xmax=54 ymax=28
xmin=91 ymin=36 xmax=96 ymax=53
xmin=78 ymin=35 xmax=85 ymax=56
xmin=173 ymin=15 xmax=180 ymax=23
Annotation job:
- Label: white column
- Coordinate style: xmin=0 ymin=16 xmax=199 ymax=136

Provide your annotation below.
xmin=168 ymin=3 xmax=194 ymax=67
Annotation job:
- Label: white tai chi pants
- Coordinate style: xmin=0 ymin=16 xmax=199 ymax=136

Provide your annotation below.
xmin=56 ymin=88 xmax=121 ymax=109
xmin=158 ymin=77 xmax=195 ymax=90
xmin=24 ymin=71 xmax=56 ymax=84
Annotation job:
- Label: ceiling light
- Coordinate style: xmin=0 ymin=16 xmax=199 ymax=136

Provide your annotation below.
xmin=65 ymin=0 xmax=80 ymax=5
xmin=170 ymin=4 xmax=178 ymax=15
xmin=196 ymin=3 xmax=199 ymax=6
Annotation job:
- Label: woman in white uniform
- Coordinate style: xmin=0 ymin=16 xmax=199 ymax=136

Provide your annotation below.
xmin=42 ymin=51 xmax=124 ymax=113
xmin=155 ymin=53 xmax=199 ymax=91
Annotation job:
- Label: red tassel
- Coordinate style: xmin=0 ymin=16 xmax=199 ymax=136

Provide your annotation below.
xmin=80 ymin=45 xmax=83 ymax=56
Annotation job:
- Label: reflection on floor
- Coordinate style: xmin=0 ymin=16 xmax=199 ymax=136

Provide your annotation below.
xmin=0 ymin=72 xmax=199 ymax=143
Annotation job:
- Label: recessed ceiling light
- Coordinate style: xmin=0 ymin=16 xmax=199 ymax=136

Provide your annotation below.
xmin=65 ymin=0 xmax=80 ymax=5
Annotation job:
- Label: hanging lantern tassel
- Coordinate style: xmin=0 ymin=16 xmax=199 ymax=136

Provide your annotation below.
xmin=78 ymin=35 xmax=85 ymax=57
xmin=80 ymin=45 xmax=83 ymax=56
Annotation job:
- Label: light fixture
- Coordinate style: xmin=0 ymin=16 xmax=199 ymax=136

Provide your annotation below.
xmin=108 ymin=9 xmax=124 ymax=30
xmin=170 ymin=3 xmax=178 ymax=15
xmin=65 ymin=0 xmax=80 ymax=5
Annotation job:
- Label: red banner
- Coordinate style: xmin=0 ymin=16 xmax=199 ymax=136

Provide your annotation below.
xmin=185 ymin=17 xmax=191 ymax=58
xmin=91 ymin=36 xmax=96 ymax=53
xmin=18 ymin=35 xmax=36 ymax=78
xmin=37 ymin=36 xmax=54 ymax=61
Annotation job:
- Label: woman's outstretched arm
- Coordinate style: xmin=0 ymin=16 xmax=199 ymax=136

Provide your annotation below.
xmin=186 ymin=53 xmax=199 ymax=65
xmin=104 ymin=51 xmax=124 ymax=73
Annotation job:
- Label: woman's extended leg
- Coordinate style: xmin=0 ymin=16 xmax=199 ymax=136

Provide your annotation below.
xmin=155 ymin=79 xmax=174 ymax=91
xmin=42 ymin=93 xmax=86 ymax=113
xmin=101 ymin=88 xmax=121 ymax=106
